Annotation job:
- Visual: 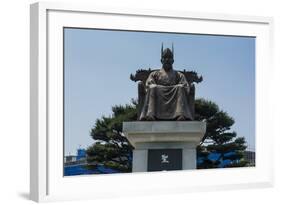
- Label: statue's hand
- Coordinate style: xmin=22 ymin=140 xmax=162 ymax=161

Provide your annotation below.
xmin=177 ymin=84 xmax=190 ymax=93
xmin=149 ymin=84 xmax=157 ymax=88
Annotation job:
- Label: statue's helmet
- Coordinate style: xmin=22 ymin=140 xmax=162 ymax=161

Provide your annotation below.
xmin=162 ymin=48 xmax=174 ymax=59
xmin=161 ymin=43 xmax=174 ymax=64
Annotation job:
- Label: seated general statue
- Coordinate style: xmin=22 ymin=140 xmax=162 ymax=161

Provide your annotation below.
xmin=136 ymin=46 xmax=196 ymax=121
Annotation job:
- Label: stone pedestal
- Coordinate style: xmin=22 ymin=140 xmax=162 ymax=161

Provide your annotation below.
xmin=123 ymin=121 xmax=206 ymax=172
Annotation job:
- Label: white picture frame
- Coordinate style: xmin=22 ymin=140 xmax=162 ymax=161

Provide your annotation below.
xmin=30 ymin=2 xmax=274 ymax=202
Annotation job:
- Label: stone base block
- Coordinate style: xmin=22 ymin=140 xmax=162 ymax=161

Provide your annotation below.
xmin=123 ymin=121 xmax=206 ymax=172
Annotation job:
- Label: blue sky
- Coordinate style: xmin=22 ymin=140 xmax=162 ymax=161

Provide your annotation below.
xmin=64 ymin=28 xmax=255 ymax=156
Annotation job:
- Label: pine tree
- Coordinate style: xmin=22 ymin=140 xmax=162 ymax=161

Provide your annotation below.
xmin=195 ymin=99 xmax=248 ymax=168
xmin=85 ymin=101 xmax=137 ymax=173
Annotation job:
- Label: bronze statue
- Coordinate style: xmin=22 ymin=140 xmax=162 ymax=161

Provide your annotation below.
xmin=130 ymin=44 xmax=202 ymax=121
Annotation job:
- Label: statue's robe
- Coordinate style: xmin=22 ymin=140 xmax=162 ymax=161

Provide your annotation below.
xmin=139 ymin=68 xmax=193 ymax=121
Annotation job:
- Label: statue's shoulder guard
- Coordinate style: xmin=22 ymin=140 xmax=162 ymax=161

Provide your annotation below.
xmin=130 ymin=68 xmax=158 ymax=84
xmin=178 ymin=69 xmax=203 ymax=85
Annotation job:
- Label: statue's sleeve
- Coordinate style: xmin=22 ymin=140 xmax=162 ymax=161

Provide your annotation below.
xmin=145 ymin=72 xmax=157 ymax=87
xmin=178 ymin=72 xmax=188 ymax=86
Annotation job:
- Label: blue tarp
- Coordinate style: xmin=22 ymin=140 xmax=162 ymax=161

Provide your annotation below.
xmin=197 ymin=151 xmax=236 ymax=168
xmin=64 ymin=164 xmax=118 ymax=176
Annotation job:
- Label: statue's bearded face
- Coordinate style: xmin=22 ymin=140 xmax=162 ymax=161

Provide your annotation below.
xmin=161 ymin=49 xmax=174 ymax=70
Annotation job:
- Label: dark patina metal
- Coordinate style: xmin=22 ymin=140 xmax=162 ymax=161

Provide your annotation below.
xmin=130 ymin=44 xmax=203 ymax=121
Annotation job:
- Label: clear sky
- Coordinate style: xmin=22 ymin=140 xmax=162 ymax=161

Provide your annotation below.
xmin=64 ymin=28 xmax=255 ymax=156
